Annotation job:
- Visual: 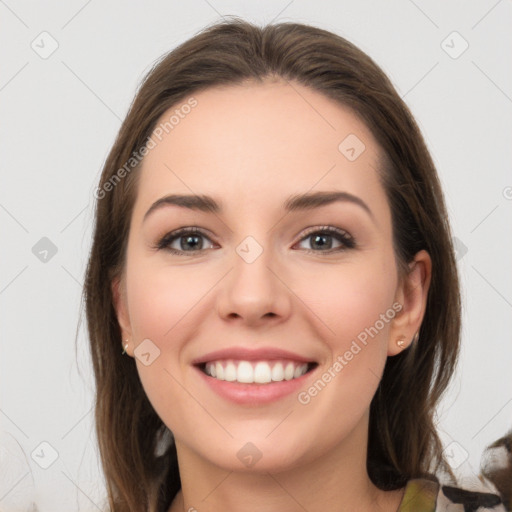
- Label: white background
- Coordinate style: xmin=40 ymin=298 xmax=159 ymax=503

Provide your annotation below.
xmin=1 ymin=1 xmax=511 ymax=510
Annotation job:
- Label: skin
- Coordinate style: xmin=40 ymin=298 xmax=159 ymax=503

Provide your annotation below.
xmin=112 ymin=79 xmax=431 ymax=512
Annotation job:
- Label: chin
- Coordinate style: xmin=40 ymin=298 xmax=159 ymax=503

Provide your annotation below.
xmin=187 ymin=433 xmax=315 ymax=474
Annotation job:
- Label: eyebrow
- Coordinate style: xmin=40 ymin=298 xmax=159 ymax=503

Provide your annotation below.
xmin=143 ymin=190 xmax=374 ymax=222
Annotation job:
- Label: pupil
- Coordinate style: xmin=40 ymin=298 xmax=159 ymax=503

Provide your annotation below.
xmin=312 ymin=234 xmax=331 ymax=250
xmin=182 ymin=235 xmax=201 ymax=250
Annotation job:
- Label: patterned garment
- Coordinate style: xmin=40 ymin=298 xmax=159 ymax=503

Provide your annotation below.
xmin=397 ymin=478 xmax=507 ymax=512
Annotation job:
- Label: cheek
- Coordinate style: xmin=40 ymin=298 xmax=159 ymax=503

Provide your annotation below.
xmin=126 ymin=257 xmax=206 ymax=342
xmin=292 ymin=262 xmax=396 ymax=437
xmin=124 ymin=257 xmax=208 ymax=410
xmin=300 ymin=259 xmax=397 ymax=351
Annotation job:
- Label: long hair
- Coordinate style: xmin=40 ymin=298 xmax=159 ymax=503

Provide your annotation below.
xmin=83 ymin=16 xmax=461 ymax=511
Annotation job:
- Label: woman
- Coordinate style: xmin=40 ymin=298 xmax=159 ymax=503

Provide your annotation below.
xmin=84 ymin=17 xmax=506 ymax=512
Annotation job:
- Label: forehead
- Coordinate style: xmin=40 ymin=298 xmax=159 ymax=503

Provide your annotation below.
xmin=135 ymin=80 xmax=387 ymax=219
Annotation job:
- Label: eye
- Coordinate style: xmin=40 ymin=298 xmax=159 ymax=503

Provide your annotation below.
xmin=155 ymin=227 xmax=216 ymax=255
xmin=295 ymin=226 xmax=355 ymax=254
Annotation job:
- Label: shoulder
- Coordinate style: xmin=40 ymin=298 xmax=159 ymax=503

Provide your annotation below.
xmin=398 ymin=478 xmax=507 ymax=512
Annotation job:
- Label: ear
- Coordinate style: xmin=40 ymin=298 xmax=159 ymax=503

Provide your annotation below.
xmin=387 ymin=249 xmax=432 ymax=356
xmin=111 ymin=275 xmax=134 ymax=357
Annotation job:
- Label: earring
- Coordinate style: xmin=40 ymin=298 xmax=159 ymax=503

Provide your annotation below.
xmin=396 ymin=336 xmax=406 ymax=349
xmin=413 ymin=332 xmax=419 ymax=344
xmin=122 ymin=340 xmax=129 ymax=355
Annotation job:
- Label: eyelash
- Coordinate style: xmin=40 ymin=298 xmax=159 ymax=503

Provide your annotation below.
xmin=154 ymin=226 xmax=356 ymax=256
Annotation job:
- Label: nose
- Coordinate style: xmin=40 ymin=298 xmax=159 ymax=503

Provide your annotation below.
xmin=215 ymin=238 xmax=292 ymax=328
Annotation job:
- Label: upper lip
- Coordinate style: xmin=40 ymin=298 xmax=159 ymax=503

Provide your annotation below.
xmin=191 ymin=347 xmax=316 ymax=365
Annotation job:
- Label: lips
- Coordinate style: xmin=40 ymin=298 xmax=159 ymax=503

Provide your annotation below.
xmin=192 ymin=346 xmax=314 ymax=366
xmin=194 ymin=360 xmax=319 ymax=405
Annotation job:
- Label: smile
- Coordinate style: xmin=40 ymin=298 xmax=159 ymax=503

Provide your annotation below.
xmin=192 ymin=346 xmax=319 ymax=404
xmin=201 ymin=359 xmax=316 ymax=384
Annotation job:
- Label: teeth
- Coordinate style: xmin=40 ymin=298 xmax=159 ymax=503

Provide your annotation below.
xmin=224 ymin=361 xmax=237 ymax=381
xmin=271 ymin=363 xmax=284 ymax=381
xmin=284 ymin=362 xmax=295 ymax=380
xmin=293 ymin=365 xmax=304 ymax=378
xmin=237 ymin=361 xmax=253 ymax=383
xmin=203 ymin=360 xmax=309 ymax=384
xmin=215 ymin=362 xmax=224 ymax=380
xmin=254 ymin=362 xmax=272 ymax=383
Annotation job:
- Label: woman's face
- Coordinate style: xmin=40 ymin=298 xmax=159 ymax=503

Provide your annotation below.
xmin=113 ymin=80 xmax=429 ymax=472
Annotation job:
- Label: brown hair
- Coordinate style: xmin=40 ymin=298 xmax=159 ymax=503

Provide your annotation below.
xmin=83 ymin=16 xmax=461 ymax=511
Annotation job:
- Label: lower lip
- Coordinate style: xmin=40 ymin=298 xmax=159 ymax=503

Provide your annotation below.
xmin=194 ymin=365 xmax=317 ymax=405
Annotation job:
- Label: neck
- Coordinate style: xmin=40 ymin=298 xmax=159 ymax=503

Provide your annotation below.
xmin=168 ymin=412 xmax=404 ymax=512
